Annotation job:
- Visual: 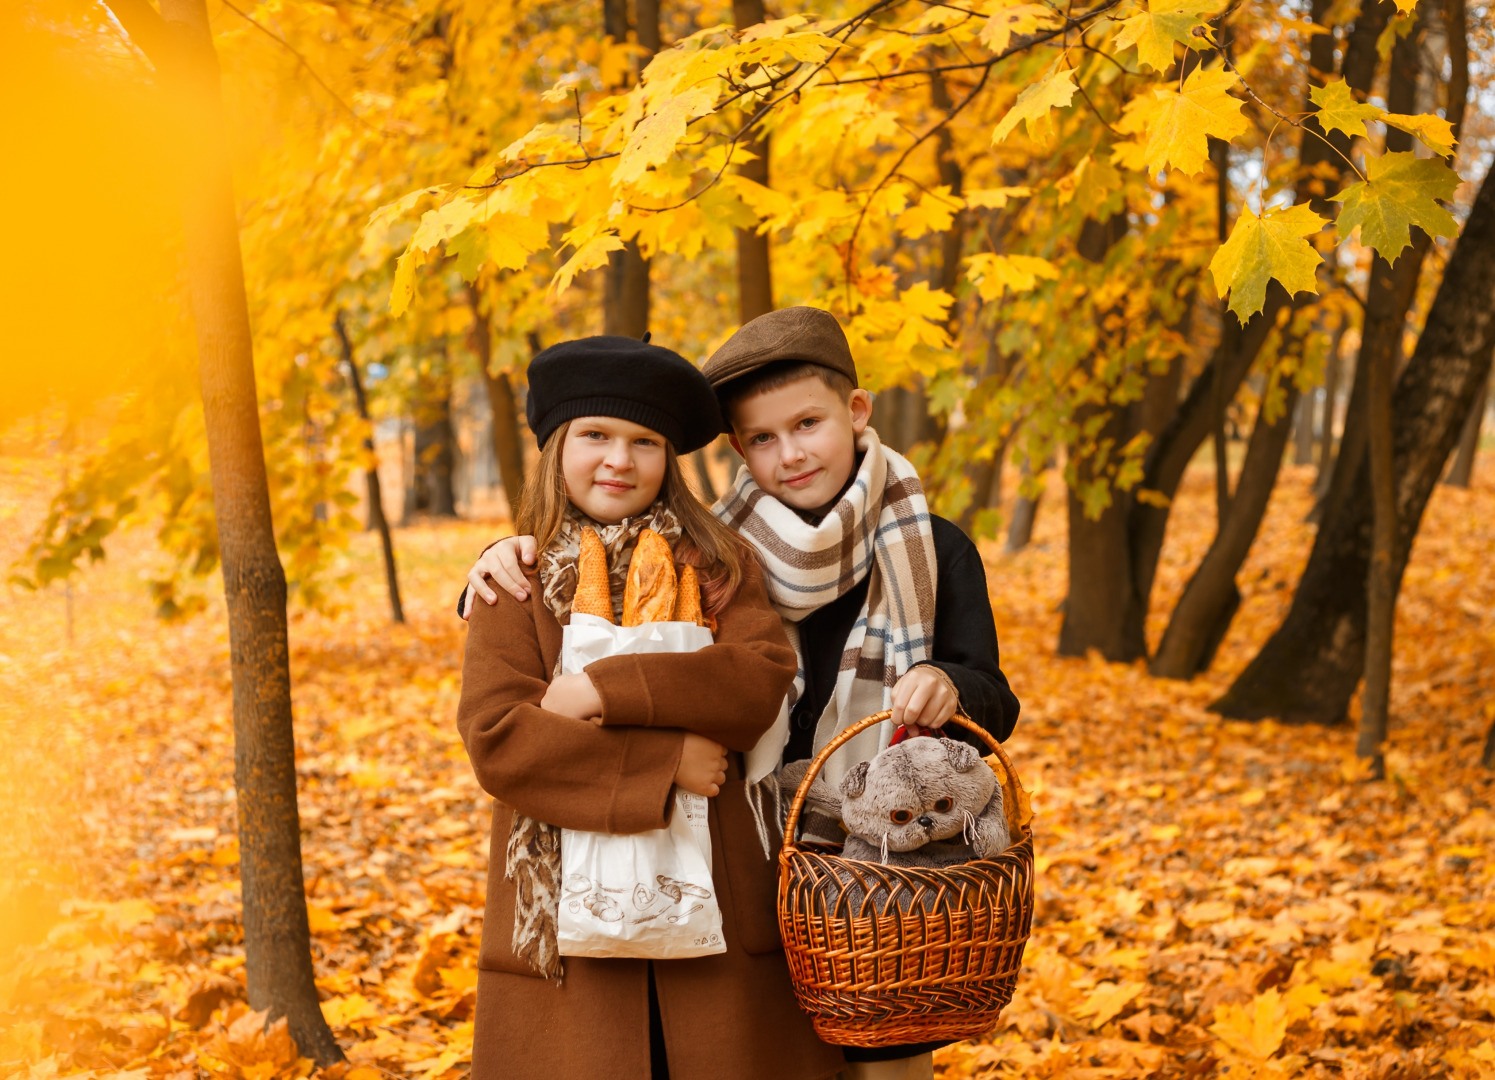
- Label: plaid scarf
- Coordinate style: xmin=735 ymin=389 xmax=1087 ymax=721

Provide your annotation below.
xmin=507 ymin=503 xmax=680 ymax=979
xmin=714 ymin=429 xmax=938 ymax=798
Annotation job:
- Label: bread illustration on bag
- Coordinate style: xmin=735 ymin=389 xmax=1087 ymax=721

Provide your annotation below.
xmin=573 ymin=527 xmax=614 ymax=622
xmin=623 ymin=528 xmax=677 ymax=626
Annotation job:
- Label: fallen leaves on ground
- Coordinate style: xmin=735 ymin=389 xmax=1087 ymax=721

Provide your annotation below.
xmin=1 ymin=453 xmax=1492 ymax=1080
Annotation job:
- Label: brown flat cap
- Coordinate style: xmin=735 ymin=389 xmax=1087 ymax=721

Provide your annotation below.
xmin=701 ymin=306 xmax=858 ymax=389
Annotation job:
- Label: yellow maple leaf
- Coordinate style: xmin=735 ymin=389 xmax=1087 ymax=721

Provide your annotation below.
xmin=896 ymin=187 xmax=962 ymax=239
xmin=1382 ymin=112 xmax=1458 ymax=157
xmin=965 ymin=253 xmax=1060 ymax=301
xmin=1309 ymin=79 xmax=1384 ymax=140
xmin=1208 ymin=202 xmax=1326 ymax=320
xmin=980 ymin=2 xmax=1064 ymax=54
xmin=991 ymin=67 xmax=1077 ymax=146
xmin=964 ymin=186 xmax=1031 ymax=209
xmin=550 ymin=234 xmax=626 ymax=296
xmin=1211 ymin=987 xmax=1289 ymax=1059
xmin=1116 ymin=65 xmax=1249 ymax=176
xmin=322 ymin=993 xmax=380 ymax=1028
xmin=614 ymin=85 xmax=718 ymax=187
xmin=1076 ymin=980 xmax=1147 ymax=1028
xmin=1113 ymin=0 xmax=1219 ymax=72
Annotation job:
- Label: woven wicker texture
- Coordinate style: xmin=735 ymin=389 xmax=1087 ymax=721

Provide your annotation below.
xmin=777 ymin=711 xmax=1034 ymax=1047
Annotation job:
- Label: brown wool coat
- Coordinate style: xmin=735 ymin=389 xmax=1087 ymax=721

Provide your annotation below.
xmin=457 ymin=561 xmax=845 ymax=1080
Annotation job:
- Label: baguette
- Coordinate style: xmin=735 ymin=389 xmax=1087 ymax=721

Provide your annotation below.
xmin=622 ymin=529 xmax=677 ymax=626
xmin=672 ymin=564 xmax=704 ymax=626
xmin=572 ymin=527 xmax=614 ymax=622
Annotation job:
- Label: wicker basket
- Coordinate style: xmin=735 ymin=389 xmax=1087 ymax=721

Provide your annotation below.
xmin=776 ymin=711 xmax=1034 ymax=1047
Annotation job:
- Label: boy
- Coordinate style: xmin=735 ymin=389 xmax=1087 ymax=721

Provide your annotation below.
xmin=460 ymin=308 xmax=1020 ymax=1080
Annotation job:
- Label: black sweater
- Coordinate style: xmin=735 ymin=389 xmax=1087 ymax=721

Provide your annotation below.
xmin=783 ymin=513 xmax=1020 ymax=764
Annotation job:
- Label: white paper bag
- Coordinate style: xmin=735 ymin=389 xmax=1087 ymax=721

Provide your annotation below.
xmin=556 ymin=613 xmax=726 ymax=959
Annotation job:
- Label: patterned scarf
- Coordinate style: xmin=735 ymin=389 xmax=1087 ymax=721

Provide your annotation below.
xmin=506 ymin=504 xmax=681 ymax=979
xmin=714 ymin=428 xmax=938 ymax=814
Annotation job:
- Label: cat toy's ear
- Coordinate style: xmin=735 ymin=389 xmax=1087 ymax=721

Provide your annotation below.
xmin=840 ymin=760 xmax=871 ymax=799
xmin=943 ymin=739 xmax=980 ymax=772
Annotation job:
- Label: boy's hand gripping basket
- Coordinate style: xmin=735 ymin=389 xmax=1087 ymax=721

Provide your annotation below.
xmin=776 ymin=711 xmax=1035 ymax=1047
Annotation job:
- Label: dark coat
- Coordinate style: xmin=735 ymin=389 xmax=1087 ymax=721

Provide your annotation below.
xmin=457 ymin=561 xmax=844 ymax=1080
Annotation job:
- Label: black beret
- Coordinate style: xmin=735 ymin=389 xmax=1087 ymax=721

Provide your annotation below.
xmin=525 ymin=335 xmax=723 ymax=453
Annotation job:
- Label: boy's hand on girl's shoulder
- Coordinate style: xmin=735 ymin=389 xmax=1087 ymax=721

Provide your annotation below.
xmin=891 ymin=666 xmax=959 ymax=731
xmin=541 ymin=672 xmax=604 ymax=722
xmin=675 ymin=733 xmax=728 ymax=798
xmin=464 ymin=535 xmax=539 ymax=615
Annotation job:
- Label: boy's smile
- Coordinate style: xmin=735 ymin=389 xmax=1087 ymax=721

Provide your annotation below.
xmin=727 ymin=375 xmax=873 ymax=514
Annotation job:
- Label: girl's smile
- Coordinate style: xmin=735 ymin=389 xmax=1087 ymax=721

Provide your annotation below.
xmin=562 ymin=416 xmax=668 ymax=523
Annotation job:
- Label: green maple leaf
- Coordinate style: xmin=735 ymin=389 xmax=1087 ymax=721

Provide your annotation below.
xmin=1308 ymin=79 xmax=1383 ymax=140
xmin=1113 ymin=0 xmax=1218 ymax=72
xmin=991 ymin=68 xmax=1078 ymax=146
xmin=1331 ymin=151 xmax=1460 ymax=261
xmin=1208 ymin=203 xmax=1327 ymax=320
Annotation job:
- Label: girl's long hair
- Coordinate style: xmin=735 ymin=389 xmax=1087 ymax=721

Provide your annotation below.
xmin=515 ymin=421 xmax=753 ymax=620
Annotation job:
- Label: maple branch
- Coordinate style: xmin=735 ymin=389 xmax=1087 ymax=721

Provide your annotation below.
xmin=1222 ymin=52 xmax=1366 ymax=184
xmin=218 ymin=0 xmax=374 ymax=131
xmin=825 ymin=0 xmax=1125 ymax=86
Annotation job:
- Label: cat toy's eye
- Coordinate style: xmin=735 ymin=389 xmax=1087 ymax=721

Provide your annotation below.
xmin=933 ymin=797 xmax=953 ymax=813
xmin=890 ymin=809 xmax=913 ymax=825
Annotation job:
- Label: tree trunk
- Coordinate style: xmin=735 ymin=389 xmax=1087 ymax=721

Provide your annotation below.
xmin=602 ymin=0 xmax=650 ymax=337
xmin=1483 ymin=711 xmax=1495 ymax=770
xmin=733 ymin=0 xmax=773 ymax=324
xmin=1444 ymin=371 xmax=1487 ymax=487
xmin=1359 ymin=10 xmax=1420 ymax=769
xmin=466 ymin=284 xmax=528 ymax=513
xmin=1313 ymin=326 xmax=1345 ymax=497
xmin=1151 ymin=384 xmax=1301 ymax=679
xmin=1005 ymin=458 xmax=1043 ymax=554
xmin=1293 ymin=387 xmax=1316 ymax=465
xmin=106 ymin=0 xmax=341 ymax=1062
xmin=411 ymin=383 xmax=457 ymax=518
xmin=1060 ymin=405 xmax=1148 ymax=660
xmin=1214 ymin=165 xmax=1495 ymax=724
xmin=335 ymin=313 xmax=404 ymax=625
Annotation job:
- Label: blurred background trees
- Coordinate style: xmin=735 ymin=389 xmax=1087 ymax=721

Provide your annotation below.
xmin=7 ymin=0 xmax=1494 ymax=734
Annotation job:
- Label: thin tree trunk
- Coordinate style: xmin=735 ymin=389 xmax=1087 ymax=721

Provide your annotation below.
xmin=1294 ymin=386 xmax=1316 ymax=465
xmin=733 ymin=0 xmax=773 ymax=324
xmin=1314 ymin=326 xmax=1345 ymax=497
xmin=1444 ymin=372 xmax=1487 ymax=487
xmin=603 ymin=0 xmax=650 ymax=337
xmin=1005 ymin=457 xmax=1044 ymax=554
xmin=104 ymin=0 xmax=341 ymax=1062
xmin=1151 ymin=385 xmax=1301 ymax=678
xmin=1215 ymin=165 xmax=1495 ymax=724
xmin=335 ymin=313 xmax=404 ymax=624
xmin=466 ymin=284 xmax=527 ymax=513
xmin=412 ymin=387 xmax=457 ymax=517
xmin=1483 ymin=710 xmax=1495 ymax=769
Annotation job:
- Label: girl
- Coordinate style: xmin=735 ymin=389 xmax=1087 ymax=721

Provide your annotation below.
xmin=457 ymin=335 xmax=844 ymax=1080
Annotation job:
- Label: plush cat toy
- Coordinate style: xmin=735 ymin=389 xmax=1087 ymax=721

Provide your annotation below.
xmin=839 ymin=736 xmax=1011 ymax=867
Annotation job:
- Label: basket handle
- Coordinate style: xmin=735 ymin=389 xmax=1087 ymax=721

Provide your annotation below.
xmin=781 ymin=709 xmax=1020 ymax=850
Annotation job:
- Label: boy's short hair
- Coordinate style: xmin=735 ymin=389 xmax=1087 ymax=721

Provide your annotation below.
xmin=717 ymin=360 xmax=856 ymax=415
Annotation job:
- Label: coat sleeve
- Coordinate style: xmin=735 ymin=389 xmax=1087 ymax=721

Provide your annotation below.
xmin=586 ymin=560 xmax=797 ymax=753
xmin=457 ymin=590 xmax=684 ymax=835
xmin=920 ymin=516 xmax=1021 ymax=744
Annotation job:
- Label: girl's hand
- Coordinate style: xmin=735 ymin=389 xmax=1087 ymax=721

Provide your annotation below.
xmin=675 ymin=733 xmax=728 ymax=797
xmin=541 ymin=673 xmax=603 ymax=721
xmin=464 ymin=536 xmax=539 ymax=613
xmin=891 ymin=666 xmax=959 ymax=732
